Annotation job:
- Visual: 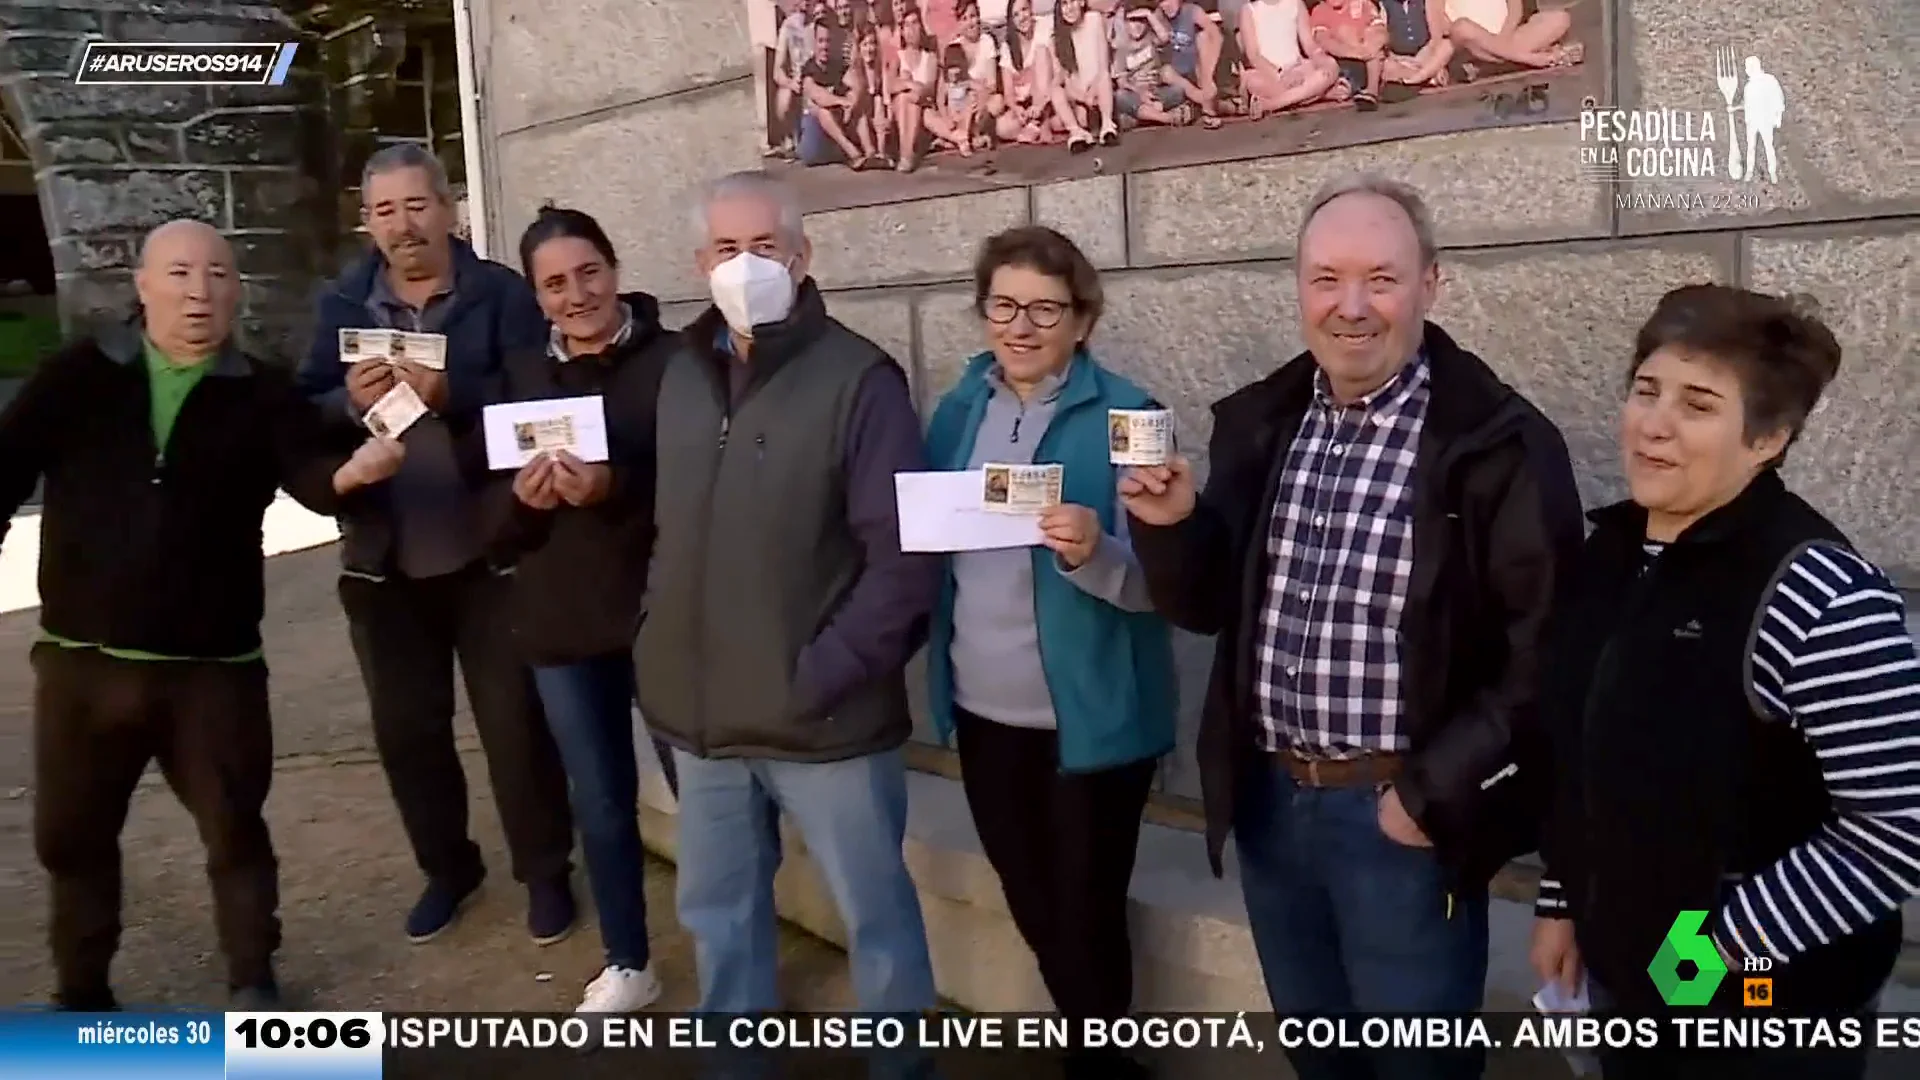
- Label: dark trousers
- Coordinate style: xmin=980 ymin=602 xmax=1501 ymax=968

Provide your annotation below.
xmin=339 ymin=564 xmax=572 ymax=886
xmin=953 ymin=706 xmax=1157 ymax=1021
xmin=31 ymin=644 xmax=279 ymax=996
xmin=1235 ymin=760 xmax=1489 ymax=1080
xmin=530 ymin=651 xmax=678 ymax=969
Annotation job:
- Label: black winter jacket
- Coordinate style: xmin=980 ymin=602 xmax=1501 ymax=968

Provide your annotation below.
xmin=0 ymin=325 xmax=361 ymax=657
xmin=466 ymin=293 xmax=671 ymax=666
xmin=1129 ymin=324 xmax=1585 ymax=889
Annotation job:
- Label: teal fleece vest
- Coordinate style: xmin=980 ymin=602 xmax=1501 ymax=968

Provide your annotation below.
xmin=924 ymin=350 xmax=1179 ymax=772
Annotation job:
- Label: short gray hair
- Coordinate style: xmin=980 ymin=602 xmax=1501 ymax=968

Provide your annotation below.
xmin=362 ymin=142 xmax=452 ymax=201
xmin=1297 ymin=173 xmax=1438 ymax=267
xmin=691 ymin=170 xmax=805 ymax=244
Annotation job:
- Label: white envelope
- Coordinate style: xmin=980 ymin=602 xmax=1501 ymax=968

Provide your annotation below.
xmin=896 ymin=470 xmax=1044 ymax=553
xmin=482 ymin=395 xmax=609 ymax=470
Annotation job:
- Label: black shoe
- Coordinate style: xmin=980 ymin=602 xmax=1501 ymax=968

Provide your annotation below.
xmin=53 ymin=986 xmax=118 ymax=1011
xmin=527 ymin=876 xmax=577 ymax=946
xmin=230 ymin=978 xmax=281 ymax=1009
xmin=406 ymin=869 xmax=485 ymax=943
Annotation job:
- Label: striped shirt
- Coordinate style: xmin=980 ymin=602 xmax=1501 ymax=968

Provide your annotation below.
xmin=1254 ymin=353 xmax=1429 ymax=755
xmin=1537 ymin=541 xmax=1920 ymax=965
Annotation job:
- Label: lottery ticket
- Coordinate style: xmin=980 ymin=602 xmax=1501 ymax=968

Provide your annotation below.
xmin=980 ymin=463 xmax=1063 ymax=514
xmin=363 ymin=381 xmax=428 ymax=440
xmin=338 ymin=328 xmax=447 ymax=370
xmin=512 ymin=415 xmax=578 ymax=455
xmin=338 ymin=327 xmax=396 ymax=364
xmin=396 ymin=331 xmax=447 ymax=370
xmin=1108 ymin=409 xmax=1173 ymax=466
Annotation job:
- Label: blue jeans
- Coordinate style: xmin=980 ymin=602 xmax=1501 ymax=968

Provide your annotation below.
xmin=531 ymin=652 xmax=677 ymax=969
xmin=672 ymin=747 xmax=936 ymax=1012
xmin=1236 ymin=763 xmax=1489 ymax=1080
xmin=798 ymin=112 xmax=847 ymax=166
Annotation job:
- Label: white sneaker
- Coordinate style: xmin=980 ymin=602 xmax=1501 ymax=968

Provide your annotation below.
xmin=575 ymin=964 xmax=661 ymax=1013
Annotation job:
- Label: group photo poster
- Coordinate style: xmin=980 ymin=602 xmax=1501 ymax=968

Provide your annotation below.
xmin=742 ymin=0 xmax=1607 ymax=211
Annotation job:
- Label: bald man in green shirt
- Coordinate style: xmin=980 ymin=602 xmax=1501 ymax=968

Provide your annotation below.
xmin=0 ymin=219 xmax=407 ymax=1010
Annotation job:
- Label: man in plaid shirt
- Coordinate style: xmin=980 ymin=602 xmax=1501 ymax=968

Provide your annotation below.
xmin=1123 ymin=175 xmax=1583 ymax=1080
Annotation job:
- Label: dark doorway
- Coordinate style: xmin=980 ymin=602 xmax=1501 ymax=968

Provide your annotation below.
xmin=0 ymin=93 xmax=60 ymax=385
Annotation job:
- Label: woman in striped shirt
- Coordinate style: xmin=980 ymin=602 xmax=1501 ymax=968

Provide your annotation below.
xmin=1529 ymin=284 xmax=1918 ymax=1076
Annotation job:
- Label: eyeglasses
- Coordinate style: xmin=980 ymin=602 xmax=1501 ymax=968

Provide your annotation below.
xmin=982 ymin=296 xmax=1072 ymax=329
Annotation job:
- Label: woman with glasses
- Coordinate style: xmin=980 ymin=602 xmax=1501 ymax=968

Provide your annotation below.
xmin=1529 ymin=285 xmax=1920 ymax=1078
xmin=923 ymin=226 xmax=1177 ymax=1052
xmin=469 ymin=205 xmax=681 ymax=1013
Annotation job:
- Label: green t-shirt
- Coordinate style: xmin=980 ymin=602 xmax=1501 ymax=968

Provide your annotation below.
xmin=37 ymin=338 xmax=263 ymax=663
xmin=146 ymin=335 xmax=211 ymax=452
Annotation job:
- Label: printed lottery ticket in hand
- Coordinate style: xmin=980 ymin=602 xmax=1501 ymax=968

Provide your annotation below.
xmin=980 ymin=463 xmax=1063 ymax=514
xmin=396 ymin=331 xmax=447 ymax=370
xmin=337 ymin=328 xmax=446 ymax=370
xmin=1108 ymin=409 xmax=1173 ymax=466
xmin=339 ymin=327 xmax=398 ymax=364
xmin=512 ymin=415 xmax=578 ymax=455
xmin=364 ymin=381 xmax=428 ymax=440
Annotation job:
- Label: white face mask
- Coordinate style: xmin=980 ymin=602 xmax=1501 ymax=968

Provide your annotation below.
xmin=708 ymin=252 xmax=797 ymax=335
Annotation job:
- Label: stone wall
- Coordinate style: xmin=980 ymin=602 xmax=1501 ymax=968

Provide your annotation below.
xmin=472 ymin=0 xmax=1918 ymax=801
xmin=0 ymin=0 xmax=335 ymax=363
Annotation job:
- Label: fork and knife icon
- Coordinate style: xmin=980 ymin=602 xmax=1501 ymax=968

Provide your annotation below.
xmin=1713 ymin=46 xmax=1746 ymax=180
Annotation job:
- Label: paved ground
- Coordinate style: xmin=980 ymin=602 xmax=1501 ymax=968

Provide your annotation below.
xmin=0 ymin=545 xmax=854 ymax=1012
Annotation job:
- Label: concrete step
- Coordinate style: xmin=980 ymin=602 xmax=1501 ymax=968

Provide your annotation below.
xmin=633 ymin=760 xmax=1920 ymax=1027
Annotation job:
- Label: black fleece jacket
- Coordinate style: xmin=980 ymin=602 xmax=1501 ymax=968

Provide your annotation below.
xmin=0 ymin=324 xmax=361 ymax=657
xmin=465 ymin=293 xmax=672 ymax=666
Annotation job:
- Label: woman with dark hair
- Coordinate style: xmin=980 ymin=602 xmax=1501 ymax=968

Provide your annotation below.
xmin=848 ymin=26 xmax=893 ymax=164
xmin=923 ymin=226 xmax=1176 ymax=1054
xmin=994 ymin=0 xmax=1060 ymax=143
xmin=474 ymin=204 xmax=679 ymax=1013
xmin=1529 ymin=285 xmax=1920 ymax=1078
xmin=1050 ymin=0 xmax=1119 ymax=151
xmin=889 ymin=3 xmax=938 ymax=170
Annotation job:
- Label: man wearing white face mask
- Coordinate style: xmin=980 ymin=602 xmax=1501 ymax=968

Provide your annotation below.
xmin=634 ymin=169 xmax=939 ymax=1014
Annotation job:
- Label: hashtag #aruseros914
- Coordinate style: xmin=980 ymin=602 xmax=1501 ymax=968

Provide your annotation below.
xmin=74 ymin=42 xmax=298 ymax=86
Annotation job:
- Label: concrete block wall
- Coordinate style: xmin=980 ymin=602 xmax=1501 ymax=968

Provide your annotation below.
xmin=476 ymin=0 xmax=1918 ymax=1010
xmin=472 ymin=1 xmax=1917 ymax=590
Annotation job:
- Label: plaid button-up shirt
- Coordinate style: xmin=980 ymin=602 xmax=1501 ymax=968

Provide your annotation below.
xmin=1254 ymin=352 xmax=1431 ymax=756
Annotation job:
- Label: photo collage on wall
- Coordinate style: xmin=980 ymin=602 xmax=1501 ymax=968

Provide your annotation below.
xmin=742 ymin=0 xmax=1606 ymax=211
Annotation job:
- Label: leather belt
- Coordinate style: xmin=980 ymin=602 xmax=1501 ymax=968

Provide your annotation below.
xmin=1278 ymin=750 xmax=1404 ymax=788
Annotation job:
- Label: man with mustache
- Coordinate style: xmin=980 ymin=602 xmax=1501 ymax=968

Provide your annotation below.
xmin=0 ymin=219 xmax=405 ymax=1009
xmin=1121 ymin=175 xmax=1583 ymax=1080
xmin=295 ymin=143 xmax=577 ymax=949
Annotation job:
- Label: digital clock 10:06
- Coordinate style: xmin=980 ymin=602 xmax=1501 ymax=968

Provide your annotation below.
xmin=234 ymin=1015 xmax=369 ymax=1050
xmin=225 ymin=1011 xmax=387 ymax=1066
